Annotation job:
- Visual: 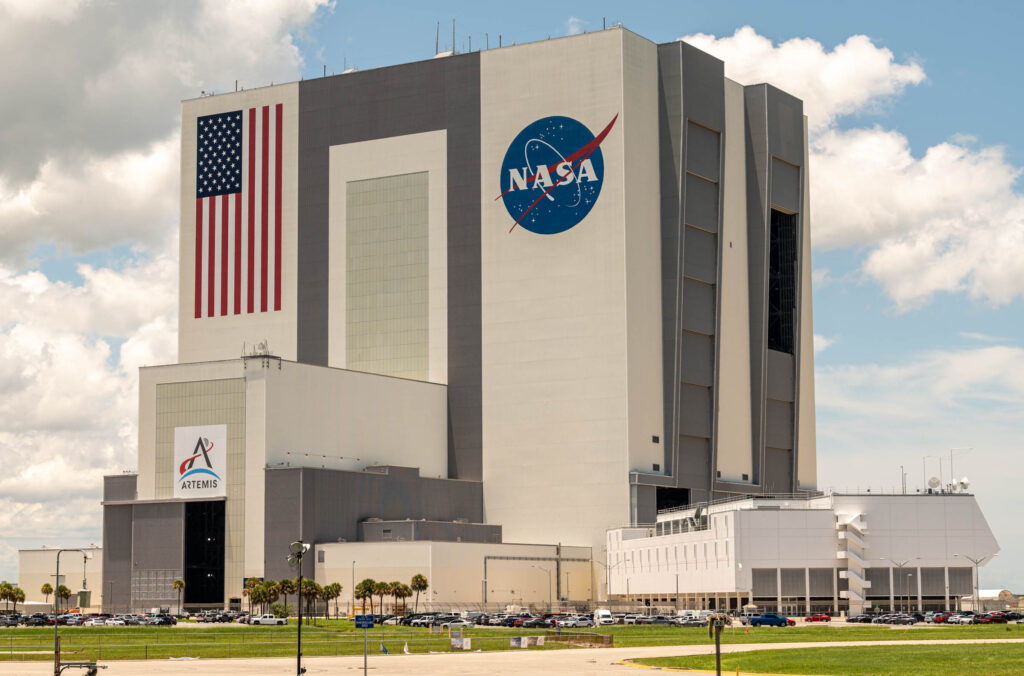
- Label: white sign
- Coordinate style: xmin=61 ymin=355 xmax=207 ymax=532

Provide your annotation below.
xmin=173 ymin=425 xmax=227 ymax=498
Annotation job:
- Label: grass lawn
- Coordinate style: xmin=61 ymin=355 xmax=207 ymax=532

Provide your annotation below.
xmin=635 ymin=643 xmax=1024 ymax=675
xmin=1 ymin=621 xmax=1021 ymax=662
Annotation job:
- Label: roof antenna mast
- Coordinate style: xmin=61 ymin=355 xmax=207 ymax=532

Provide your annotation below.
xmin=435 ymin=21 xmax=439 ymax=55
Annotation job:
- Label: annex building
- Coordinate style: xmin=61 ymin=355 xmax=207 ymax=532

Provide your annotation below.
xmin=98 ymin=26 xmax=997 ymax=614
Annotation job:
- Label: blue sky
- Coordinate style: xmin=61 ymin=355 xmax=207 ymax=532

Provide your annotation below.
xmin=0 ymin=1 xmax=1020 ymax=591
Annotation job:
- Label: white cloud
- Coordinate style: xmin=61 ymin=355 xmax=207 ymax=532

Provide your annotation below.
xmin=815 ymin=346 xmax=1024 ymax=589
xmin=0 ymin=0 xmax=330 ymax=261
xmin=682 ymin=27 xmax=1024 ymax=309
xmin=813 ymin=334 xmax=833 ymax=354
xmin=567 ymin=17 xmax=585 ymax=36
xmin=0 ymin=0 xmax=332 ymax=583
xmin=681 ymin=27 xmax=925 ymax=134
xmin=0 ymin=243 xmax=177 ymax=580
xmin=0 ymin=135 xmax=179 ymax=260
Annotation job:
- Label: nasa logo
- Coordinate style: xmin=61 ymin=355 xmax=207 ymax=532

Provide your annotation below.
xmin=497 ymin=114 xmax=618 ymax=235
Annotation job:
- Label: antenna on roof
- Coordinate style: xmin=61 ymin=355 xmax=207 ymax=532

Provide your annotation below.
xmin=452 ymin=19 xmax=455 ymax=55
xmin=435 ymin=21 xmax=439 ymax=55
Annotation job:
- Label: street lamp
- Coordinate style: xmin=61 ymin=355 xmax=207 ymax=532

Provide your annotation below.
xmin=906 ymin=573 xmax=914 ymax=614
xmin=351 ymin=561 xmax=355 ymax=616
xmin=288 ymin=541 xmax=310 ymax=676
xmin=878 ymin=557 xmax=918 ymax=613
xmin=954 ymin=553 xmax=996 ymax=613
xmin=53 ymin=549 xmax=90 ymax=676
xmin=529 ymin=565 xmax=552 ymax=610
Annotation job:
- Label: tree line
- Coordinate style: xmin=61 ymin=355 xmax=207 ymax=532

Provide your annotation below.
xmin=354 ymin=574 xmax=428 ymax=615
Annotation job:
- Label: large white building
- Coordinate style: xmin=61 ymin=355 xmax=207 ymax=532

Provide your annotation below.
xmin=607 ymin=492 xmax=999 ymax=615
xmin=96 ymin=26 xmax=996 ymax=614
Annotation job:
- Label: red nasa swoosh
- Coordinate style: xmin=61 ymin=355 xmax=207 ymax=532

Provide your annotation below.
xmin=496 ymin=114 xmax=618 ymax=232
xmin=179 ymin=440 xmax=214 ymax=475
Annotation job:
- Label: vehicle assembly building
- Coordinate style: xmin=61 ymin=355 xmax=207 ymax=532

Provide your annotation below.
xmin=100 ymin=26 xmax=997 ymax=614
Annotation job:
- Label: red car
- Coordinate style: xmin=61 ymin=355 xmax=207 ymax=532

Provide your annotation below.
xmin=804 ymin=614 xmax=831 ymax=622
xmin=932 ymin=613 xmax=952 ymax=624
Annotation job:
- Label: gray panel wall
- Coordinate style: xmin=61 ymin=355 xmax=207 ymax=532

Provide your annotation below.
xmin=102 ymin=504 xmax=133 ymax=612
xmin=297 ymin=54 xmax=482 ymax=480
xmin=130 ymin=502 xmax=185 ymax=607
xmin=657 ymin=41 xmax=725 ymax=500
xmin=744 ymin=84 xmax=805 ymax=494
xmin=263 ymin=466 xmax=484 ymax=580
xmin=104 ymin=474 xmax=137 ymax=502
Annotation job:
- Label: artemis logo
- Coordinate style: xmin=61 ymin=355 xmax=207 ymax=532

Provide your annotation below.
xmin=178 ymin=436 xmax=220 ymax=489
xmin=497 ymin=114 xmax=617 ymax=235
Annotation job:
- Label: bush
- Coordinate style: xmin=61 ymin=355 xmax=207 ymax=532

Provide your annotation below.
xmin=271 ymin=603 xmax=290 ymax=618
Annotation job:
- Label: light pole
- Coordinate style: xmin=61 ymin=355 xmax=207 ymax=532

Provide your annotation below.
xmin=351 ymin=561 xmax=355 ymax=616
xmin=288 ymin=541 xmax=310 ymax=675
xmin=954 ymin=553 xmax=996 ymax=613
xmin=53 ymin=549 xmax=89 ymax=676
xmin=878 ymin=557 xmax=918 ymax=613
xmin=529 ymin=565 xmax=552 ymax=610
xmin=906 ymin=573 xmax=914 ymax=613
xmin=592 ymin=560 xmax=625 ymax=602
xmin=565 ymin=572 xmax=570 ymax=603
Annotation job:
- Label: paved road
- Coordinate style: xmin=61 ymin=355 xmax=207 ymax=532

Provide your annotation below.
xmin=2 ymin=638 xmax=1022 ymax=675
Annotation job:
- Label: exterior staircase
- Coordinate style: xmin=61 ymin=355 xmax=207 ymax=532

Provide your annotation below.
xmin=837 ymin=513 xmax=869 ymax=614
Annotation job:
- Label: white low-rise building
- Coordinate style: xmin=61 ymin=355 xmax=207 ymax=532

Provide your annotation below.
xmin=607 ymin=492 xmax=999 ymax=616
xmin=17 ymin=546 xmax=103 ymax=612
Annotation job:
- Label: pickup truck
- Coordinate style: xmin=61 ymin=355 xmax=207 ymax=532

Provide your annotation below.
xmin=250 ymin=613 xmax=287 ymax=626
xmin=741 ymin=613 xmax=792 ymax=627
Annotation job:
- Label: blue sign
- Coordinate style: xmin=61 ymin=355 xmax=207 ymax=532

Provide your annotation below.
xmin=498 ymin=114 xmax=618 ymax=235
xmin=354 ymin=615 xmax=374 ymax=629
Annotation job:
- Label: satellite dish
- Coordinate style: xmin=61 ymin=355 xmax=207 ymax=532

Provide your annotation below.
xmin=960 ymin=477 xmax=970 ymax=490
xmin=927 ymin=477 xmax=940 ymax=489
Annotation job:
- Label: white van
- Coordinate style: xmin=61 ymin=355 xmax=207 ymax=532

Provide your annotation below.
xmin=593 ymin=608 xmax=615 ymax=626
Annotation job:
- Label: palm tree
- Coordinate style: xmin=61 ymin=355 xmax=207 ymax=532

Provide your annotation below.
xmin=0 ymin=583 xmax=12 ymax=612
xmin=410 ymin=574 xmax=428 ymax=612
xmin=325 ymin=583 xmax=342 ymax=618
xmin=263 ymin=580 xmax=280 ymax=614
xmin=373 ymin=581 xmax=390 ymax=615
xmin=358 ymin=577 xmax=378 ymax=614
xmin=279 ymin=578 xmax=296 ymax=615
xmin=388 ymin=581 xmax=402 ymax=614
xmin=57 ymin=585 xmax=71 ymax=612
xmin=172 ymin=579 xmax=185 ymax=615
xmin=41 ymin=583 xmax=53 ymax=607
xmin=318 ymin=585 xmax=332 ymax=619
xmin=12 ymin=588 xmax=24 ymax=614
xmin=243 ymin=577 xmax=260 ymax=616
xmin=395 ymin=583 xmax=412 ymax=612
xmin=300 ymin=578 xmax=321 ymax=623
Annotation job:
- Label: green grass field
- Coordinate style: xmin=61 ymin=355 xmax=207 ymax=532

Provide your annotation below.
xmin=635 ymin=643 xmax=1024 ymax=675
xmin=1 ymin=621 xmax=1021 ymax=662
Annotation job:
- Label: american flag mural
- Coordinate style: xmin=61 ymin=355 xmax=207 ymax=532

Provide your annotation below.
xmin=194 ymin=104 xmax=283 ymax=318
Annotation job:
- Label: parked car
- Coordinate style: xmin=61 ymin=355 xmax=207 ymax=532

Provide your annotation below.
xmin=804 ymin=614 xmax=831 ymax=622
xmin=623 ymin=614 xmax=643 ymax=625
xmin=250 ymin=613 xmax=287 ymax=626
xmin=977 ymin=613 xmax=1007 ymax=624
xmin=845 ymin=614 xmax=873 ymax=624
xmin=676 ymin=616 xmax=707 ymax=627
xmin=743 ymin=613 xmax=791 ymax=627
xmin=442 ymin=618 xmax=474 ymax=629
xmin=637 ymin=615 xmax=675 ymax=625
xmin=105 ymin=618 xmax=125 ymax=626
xmin=523 ymin=617 xmax=553 ymax=628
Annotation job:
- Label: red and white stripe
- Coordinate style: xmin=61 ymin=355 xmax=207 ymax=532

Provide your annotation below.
xmin=194 ymin=103 xmax=283 ymax=318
